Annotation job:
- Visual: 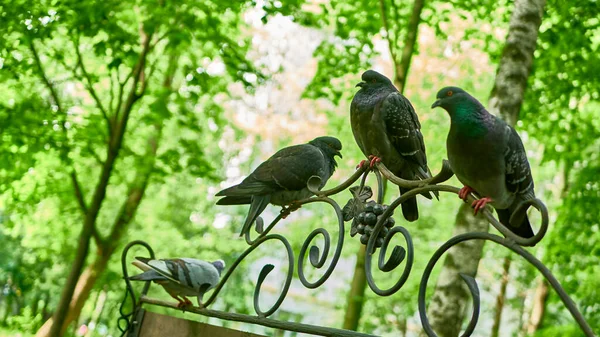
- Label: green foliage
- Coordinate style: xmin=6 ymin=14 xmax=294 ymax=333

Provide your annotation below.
xmin=520 ymin=0 xmax=600 ymax=332
xmin=0 ymin=0 xmax=599 ymax=336
xmin=0 ymin=0 xmax=266 ymax=333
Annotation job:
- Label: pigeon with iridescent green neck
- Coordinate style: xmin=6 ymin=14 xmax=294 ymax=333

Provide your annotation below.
xmin=432 ymin=86 xmax=535 ymax=238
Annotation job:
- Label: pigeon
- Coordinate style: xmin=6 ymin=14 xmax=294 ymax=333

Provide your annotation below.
xmin=351 ymin=70 xmax=436 ymax=222
xmin=431 ymin=86 xmax=535 ymax=238
xmin=216 ymin=136 xmax=342 ymax=236
xmin=128 ymin=257 xmax=225 ymax=307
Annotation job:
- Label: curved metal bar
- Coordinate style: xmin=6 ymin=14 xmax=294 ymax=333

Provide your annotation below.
xmin=252 ymin=235 xmax=294 ymax=317
xmin=458 ymin=273 xmax=481 ymax=337
xmin=376 ymin=184 xmax=549 ymax=247
xmin=418 ymin=232 xmax=595 ymax=337
xmin=117 ymin=240 xmax=155 ymax=336
xmin=373 ymin=168 xmax=384 ymax=203
xmin=364 ymin=225 xmax=414 ymax=296
xmin=141 ymin=295 xmax=378 ymax=337
xmin=375 ymin=160 xmax=454 ymax=188
xmin=309 ymin=165 xmax=369 ymax=196
xmin=203 ymin=233 xmax=294 ymax=318
xmin=297 ymin=197 xmax=345 ymax=289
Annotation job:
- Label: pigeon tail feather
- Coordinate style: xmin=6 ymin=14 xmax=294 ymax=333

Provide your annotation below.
xmin=496 ymin=208 xmax=534 ymax=239
xmin=239 ymin=195 xmax=270 ymax=236
xmin=132 ymin=258 xmax=152 ymax=271
xmin=216 ymin=196 xmax=252 ymax=205
xmin=399 ymin=186 xmax=419 ymax=222
xmin=414 ymin=167 xmax=439 ymax=200
xmin=128 ymin=270 xmax=166 ymax=282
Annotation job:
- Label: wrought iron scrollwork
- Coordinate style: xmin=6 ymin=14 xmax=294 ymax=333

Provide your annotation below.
xmin=119 ymin=160 xmax=594 ymax=337
xmin=118 ymin=240 xmax=155 ymax=337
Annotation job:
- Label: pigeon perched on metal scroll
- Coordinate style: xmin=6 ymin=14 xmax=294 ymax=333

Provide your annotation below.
xmin=351 ymin=70 xmax=437 ymax=222
xmin=431 ymin=86 xmax=536 ymax=238
xmin=128 ymin=257 xmax=225 ymax=307
xmin=216 ymin=136 xmax=342 ymax=236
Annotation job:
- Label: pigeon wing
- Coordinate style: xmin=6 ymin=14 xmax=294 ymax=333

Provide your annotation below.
xmin=216 ymin=144 xmax=325 ymax=197
xmin=134 ymin=257 xmax=194 ymax=288
xmin=380 ymin=92 xmax=428 ymax=170
xmin=503 ymin=125 xmax=535 ymax=198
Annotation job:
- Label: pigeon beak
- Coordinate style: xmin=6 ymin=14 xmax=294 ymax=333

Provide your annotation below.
xmin=431 ymin=99 xmax=441 ymax=109
xmin=335 ymin=151 xmax=343 ymax=158
xmin=356 ymin=81 xmax=366 ymax=88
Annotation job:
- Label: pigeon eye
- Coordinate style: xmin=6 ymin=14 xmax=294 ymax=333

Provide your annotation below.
xmin=371 ymin=79 xmax=377 ymax=83
xmin=447 ymin=91 xmax=453 ymax=97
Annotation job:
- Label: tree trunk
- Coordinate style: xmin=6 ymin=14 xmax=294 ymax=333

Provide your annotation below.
xmin=378 ymin=0 xmax=425 ymax=92
xmin=421 ymin=203 xmax=487 ymax=337
xmin=394 ymin=0 xmax=424 ymax=92
xmin=40 ymin=133 xmax=160 ymax=336
xmin=491 ymin=256 xmax=512 ymax=337
xmin=36 ymin=51 xmax=174 ymax=337
xmin=527 ymin=279 xmax=549 ymax=334
xmin=36 ymin=30 xmax=153 ymax=337
xmin=423 ymin=0 xmax=546 ymax=335
xmin=342 ymin=245 xmax=367 ymax=330
xmin=488 ymin=0 xmax=547 ymax=123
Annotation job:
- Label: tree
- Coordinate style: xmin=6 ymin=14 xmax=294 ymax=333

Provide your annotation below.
xmin=522 ymin=1 xmax=600 ymax=332
xmin=423 ymin=0 xmax=546 ymax=335
xmin=0 ymin=1 xmax=260 ymax=335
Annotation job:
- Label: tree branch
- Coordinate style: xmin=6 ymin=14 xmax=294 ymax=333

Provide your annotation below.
xmin=395 ymin=0 xmax=425 ymax=93
xmin=113 ymin=27 xmax=152 ymax=142
xmin=114 ymin=69 xmax=133 ymax=121
xmin=105 ymin=52 xmax=178 ymax=254
xmin=29 ymin=41 xmax=89 ymax=216
xmin=46 ymin=25 xmax=155 ymax=337
xmin=71 ymin=171 xmax=87 ymax=213
xmin=379 ymin=0 xmax=399 ymax=71
xmin=72 ymin=36 xmax=112 ymax=136
xmin=108 ymin=69 xmax=116 ymax=115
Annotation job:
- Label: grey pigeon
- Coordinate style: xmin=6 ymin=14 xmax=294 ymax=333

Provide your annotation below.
xmin=128 ymin=257 xmax=225 ymax=307
xmin=431 ymin=86 xmax=535 ymax=238
xmin=351 ymin=70 xmax=436 ymax=222
xmin=216 ymin=136 xmax=342 ymax=236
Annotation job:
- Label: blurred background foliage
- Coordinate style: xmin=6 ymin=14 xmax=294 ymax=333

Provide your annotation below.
xmin=0 ymin=0 xmax=598 ymax=336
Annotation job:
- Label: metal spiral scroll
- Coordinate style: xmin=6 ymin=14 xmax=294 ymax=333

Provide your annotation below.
xmin=118 ymin=240 xmax=155 ymax=337
xmin=118 ymin=159 xmax=595 ymax=337
xmin=370 ymin=162 xmax=595 ymax=336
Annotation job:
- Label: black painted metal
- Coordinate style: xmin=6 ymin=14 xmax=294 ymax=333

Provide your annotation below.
xmin=118 ymin=161 xmax=595 ymax=337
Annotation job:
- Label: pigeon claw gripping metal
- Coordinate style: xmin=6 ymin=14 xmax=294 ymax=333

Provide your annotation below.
xmin=356 ymin=156 xmax=382 ymax=170
xmin=280 ymin=202 xmax=302 ymax=219
xmin=356 ymin=159 xmax=368 ymax=169
xmin=173 ymin=296 xmax=193 ymax=310
xmin=458 ymin=185 xmax=475 ymax=201
xmin=471 ymin=197 xmax=492 ymax=215
xmin=367 ymin=155 xmax=381 ymax=168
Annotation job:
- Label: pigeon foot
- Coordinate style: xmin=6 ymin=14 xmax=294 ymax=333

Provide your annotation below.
xmin=356 ymin=159 xmax=368 ymax=169
xmin=280 ymin=201 xmax=302 ymax=219
xmin=175 ymin=297 xmax=193 ymax=310
xmin=458 ymin=186 xmax=475 ymax=201
xmin=471 ymin=197 xmax=492 ymax=215
xmin=368 ymin=155 xmax=381 ymax=168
